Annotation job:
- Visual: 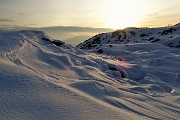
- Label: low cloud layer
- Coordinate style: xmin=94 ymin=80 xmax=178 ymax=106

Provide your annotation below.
xmin=0 ymin=18 xmax=14 ymax=22
xmin=0 ymin=26 xmax=113 ymax=46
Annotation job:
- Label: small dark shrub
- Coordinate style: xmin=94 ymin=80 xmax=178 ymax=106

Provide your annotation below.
xmin=109 ymin=66 xmax=117 ymax=71
xmin=161 ymin=28 xmax=176 ymax=35
xmin=109 ymin=45 xmax=112 ymax=47
xmin=97 ymin=49 xmax=103 ymax=54
xmin=52 ymin=40 xmax=64 ymax=46
xmin=140 ymin=33 xmax=148 ymax=37
xmin=42 ymin=37 xmax=50 ymax=41
xmin=148 ymin=37 xmax=154 ymax=41
xmin=151 ymin=39 xmax=160 ymax=42
xmin=175 ymin=45 xmax=180 ymax=48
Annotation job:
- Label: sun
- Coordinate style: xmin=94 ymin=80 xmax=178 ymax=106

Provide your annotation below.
xmin=102 ymin=0 xmax=145 ymax=29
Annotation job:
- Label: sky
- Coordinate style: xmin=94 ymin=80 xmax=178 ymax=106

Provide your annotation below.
xmin=0 ymin=0 xmax=180 ymax=29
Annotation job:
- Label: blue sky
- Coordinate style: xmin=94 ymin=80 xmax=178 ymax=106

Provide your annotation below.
xmin=0 ymin=0 xmax=180 ymax=29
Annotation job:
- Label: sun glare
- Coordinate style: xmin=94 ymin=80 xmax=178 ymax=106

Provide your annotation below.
xmin=103 ymin=0 xmax=145 ymax=29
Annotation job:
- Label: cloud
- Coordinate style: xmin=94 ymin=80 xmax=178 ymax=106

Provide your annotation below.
xmin=18 ymin=13 xmax=26 ymax=16
xmin=28 ymin=24 xmax=37 ymax=26
xmin=0 ymin=18 xmax=14 ymax=22
xmin=0 ymin=24 xmax=11 ymax=27
xmin=35 ymin=26 xmax=113 ymax=40
xmin=146 ymin=13 xmax=160 ymax=17
xmin=37 ymin=26 xmax=113 ymax=33
xmin=17 ymin=13 xmax=31 ymax=16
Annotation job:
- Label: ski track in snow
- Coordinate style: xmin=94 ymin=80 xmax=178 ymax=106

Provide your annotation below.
xmin=0 ymin=28 xmax=180 ymax=120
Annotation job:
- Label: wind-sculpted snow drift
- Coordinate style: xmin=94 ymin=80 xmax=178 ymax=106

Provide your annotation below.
xmin=0 ymin=29 xmax=180 ymax=120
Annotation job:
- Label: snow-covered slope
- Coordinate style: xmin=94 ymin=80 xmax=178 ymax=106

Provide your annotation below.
xmin=0 ymin=30 xmax=180 ymax=120
xmin=76 ymin=26 xmax=180 ymax=119
xmin=77 ymin=26 xmax=180 ymax=49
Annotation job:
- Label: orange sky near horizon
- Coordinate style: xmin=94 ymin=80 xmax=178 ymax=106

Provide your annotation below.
xmin=0 ymin=0 xmax=180 ymax=29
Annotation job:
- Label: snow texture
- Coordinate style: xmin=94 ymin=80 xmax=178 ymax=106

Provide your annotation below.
xmin=0 ymin=29 xmax=180 ymax=120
